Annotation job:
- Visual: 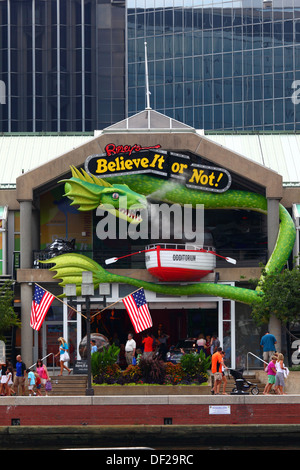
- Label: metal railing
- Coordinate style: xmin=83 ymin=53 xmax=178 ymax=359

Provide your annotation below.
xmin=32 ymin=246 xmax=268 ymax=270
xmin=246 ymin=351 xmax=268 ymax=374
xmin=29 ymin=352 xmax=56 ymax=375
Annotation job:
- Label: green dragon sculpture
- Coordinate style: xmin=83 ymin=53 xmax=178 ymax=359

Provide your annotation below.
xmin=44 ymin=166 xmax=296 ymax=305
xmin=63 ymin=166 xmax=147 ymax=224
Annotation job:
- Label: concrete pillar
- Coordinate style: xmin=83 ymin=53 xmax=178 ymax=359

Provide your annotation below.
xmin=20 ymin=200 xmax=32 ymax=269
xmin=20 ymin=282 xmax=34 ymax=367
xmin=267 ymin=198 xmax=282 ymax=353
xmin=19 ymin=200 xmax=34 ymax=365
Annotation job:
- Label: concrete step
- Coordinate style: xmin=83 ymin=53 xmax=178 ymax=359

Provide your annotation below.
xmin=48 ymin=374 xmax=87 ymax=396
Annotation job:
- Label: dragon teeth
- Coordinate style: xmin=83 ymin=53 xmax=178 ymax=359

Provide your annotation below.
xmin=119 ymin=208 xmax=141 ymax=221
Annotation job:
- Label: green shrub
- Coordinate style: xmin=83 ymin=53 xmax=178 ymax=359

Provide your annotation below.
xmin=180 ymin=350 xmax=211 ymax=377
xmin=91 ymin=343 xmax=120 ymax=377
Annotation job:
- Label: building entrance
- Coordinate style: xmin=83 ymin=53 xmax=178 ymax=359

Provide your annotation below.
xmin=60 ymin=289 xmax=236 ymax=369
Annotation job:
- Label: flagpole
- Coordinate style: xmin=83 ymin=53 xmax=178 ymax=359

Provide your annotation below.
xmin=34 ymin=283 xmax=87 ymax=319
xmin=90 ymin=287 xmax=143 ymax=319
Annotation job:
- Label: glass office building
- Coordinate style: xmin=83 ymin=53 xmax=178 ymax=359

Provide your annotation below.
xmin=127 ymin=0 xmax=300 ymax=131
xmin=2 ymin=0 xmax=300 ymax=132
xmin=0 ymin=0 xmax=126 ymax=132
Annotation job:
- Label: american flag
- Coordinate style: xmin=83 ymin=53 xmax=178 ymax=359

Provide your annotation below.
xmin=122 ymin=288 xmax=152 ymax=333
xmin=30 ymin=284 xmax=55 ymax=331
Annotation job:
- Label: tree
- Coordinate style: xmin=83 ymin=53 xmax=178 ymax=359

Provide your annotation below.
xmin=0 ymin=280 xmax=21 ymax=341
xmin=250 ymin=263 xmax=300 ymax=328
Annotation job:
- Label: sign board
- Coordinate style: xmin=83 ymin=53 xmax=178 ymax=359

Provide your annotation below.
xmin=73 ymin=359 xmax=88 ymax=375
xmin=85 ymin=144 xmax=231 ymax=193
xmin=209 ymin=405 xmax=231 ymax=415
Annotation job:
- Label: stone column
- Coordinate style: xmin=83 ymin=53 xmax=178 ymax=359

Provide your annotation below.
xmin=267 ymin=198 xmax=282 ymax=353
xmin=20 ymin=282 xmax=34 ymax=367
xmin=19 ymin=200 xmax=33 ymax=366
xmin=20 ymin=200 xmax=32 ymax=269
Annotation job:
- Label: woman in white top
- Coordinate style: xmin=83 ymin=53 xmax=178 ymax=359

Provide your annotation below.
xmin=196 ymin=334 xmax=206 ymax=353
xmin=275 ymin=353 xmax=286 ymax=395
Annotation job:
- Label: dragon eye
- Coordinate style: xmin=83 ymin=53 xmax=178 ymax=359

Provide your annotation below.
xmin=112 ymin=193 xmax=119 ymax=199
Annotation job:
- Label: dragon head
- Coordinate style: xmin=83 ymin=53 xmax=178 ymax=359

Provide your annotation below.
xmin=60 ymin=166 xmax=147 ymax=224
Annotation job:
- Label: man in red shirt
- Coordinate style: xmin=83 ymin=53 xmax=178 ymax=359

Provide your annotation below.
xmin=142 ymin=332 xmax=154 ymax=358
xmin=211 ymin=347 xmax=223 ymax=395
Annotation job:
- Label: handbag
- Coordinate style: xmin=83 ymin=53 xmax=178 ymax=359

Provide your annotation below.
xmin=132 ymin=356 xmax=137 ymax=365
xmin=45 ymin=380 xmax=52 ymax=391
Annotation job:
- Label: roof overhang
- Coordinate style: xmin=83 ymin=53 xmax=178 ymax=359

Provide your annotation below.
xmin=16 ymin=130 xmax=283 ymax=201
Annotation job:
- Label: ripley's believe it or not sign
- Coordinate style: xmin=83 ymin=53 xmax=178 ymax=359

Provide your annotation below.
xmin=85 ymin=143 xmax=232 ymax=193
xmin=44 ymin=140 xmax=296 ymax=307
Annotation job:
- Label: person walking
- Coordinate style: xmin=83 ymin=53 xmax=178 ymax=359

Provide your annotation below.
xmin=211 ymin=346 xmax=223 ymax=395
xmin=6 ymin=366 xmax=15 ymax=396
xmin=125 ymin=333 xmax=136 ymax=366
xmin=26 ymin=368 xmax=36 ymax=396
xmin=36 ymin=359 xmax=50 ymax=395
xmin=274 ymin=353 xmax=287 ymax=395
xmin=55 ymin=337 xmax=72 ymax=376
xmin=12 ymin=355 xmax=26 ymax=396
xmin=260 ymin=331 xmax=277 ymax=365
xmin=0 ymin=360 xmax=9 ymax=396
xmin=263 ymin=355 xmax=277 ymax=394
xmin=220 ymin=350 xmax=229 ymax=395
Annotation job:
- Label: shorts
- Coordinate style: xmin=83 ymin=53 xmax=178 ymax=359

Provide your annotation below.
xmin=13 ymin=376 xmax=25 ymax=388
xmin=213 ymin=372 xmax=222 ymax=381
xmin=263 ymin=351 xmax=275 ymax=362
xmin=268 ymin=375 xmax=276 ymax=384
xmin=60 ymin=352 xmax=70 ymax=362
xmin=28 ymin=385 xmax=34 ymax=391
xmin=1 ymin=376 xmax=7 ymax=384
xmin=275 ymin=372 xmax=285 ymax=387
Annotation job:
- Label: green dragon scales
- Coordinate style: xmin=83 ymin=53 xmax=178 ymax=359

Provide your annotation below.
xmin=43 ymin=166 xmax=296 ymax=305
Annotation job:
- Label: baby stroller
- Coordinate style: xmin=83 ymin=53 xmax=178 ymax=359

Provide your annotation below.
xmin=229 ymin=368 xmax=259 ymax=395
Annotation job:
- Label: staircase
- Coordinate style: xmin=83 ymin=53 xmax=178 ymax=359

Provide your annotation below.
xmin=47 ymin=374 xmax=88 ymax=396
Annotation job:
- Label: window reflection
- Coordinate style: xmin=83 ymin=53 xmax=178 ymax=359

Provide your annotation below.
xmin=127 ymin=1 xmax=300 ymax=131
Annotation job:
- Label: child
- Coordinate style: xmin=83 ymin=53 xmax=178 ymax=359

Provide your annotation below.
xmin=263 ymin=355 xmax=277 ymax=394
xmin=34 ymin=372 xmax=42 ymax=396
xmin=6 ymin=366 xmax=15 ymax=396
xmin=136 ymin=348 xmax=142 ymax=364
xmin=26 ymin=368 xmax=36 ymax=396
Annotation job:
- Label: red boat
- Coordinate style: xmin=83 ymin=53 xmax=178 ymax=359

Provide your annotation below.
xmin=144 ymin=243 xmax=217 ymax=282
xmin=105 ymin=244 xmax=236 ymax=281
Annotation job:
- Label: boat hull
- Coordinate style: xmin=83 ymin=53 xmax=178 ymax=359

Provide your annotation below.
xmin=145 ymin=246 xmax=216 ymax=282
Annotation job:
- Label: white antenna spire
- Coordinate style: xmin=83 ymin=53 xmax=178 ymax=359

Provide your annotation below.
xmin=144 ymin=42 xmax=151 ymax=110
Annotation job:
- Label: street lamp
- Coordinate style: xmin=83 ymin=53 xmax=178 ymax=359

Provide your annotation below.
xmin=81 ymin=271 xmax=94 ymax=396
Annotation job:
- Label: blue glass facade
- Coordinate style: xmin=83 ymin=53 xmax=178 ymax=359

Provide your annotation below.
xmin=127 ymin=0 xmax=300 ymax=131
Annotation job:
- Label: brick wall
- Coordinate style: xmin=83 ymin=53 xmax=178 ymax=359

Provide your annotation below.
xmin=1 ymin=400 xmax=300 ymax=426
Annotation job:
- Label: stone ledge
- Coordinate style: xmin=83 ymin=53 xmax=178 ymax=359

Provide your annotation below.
xmin=93 ymin=385 xmax=211 ymax=396
xmin=1 ymin=393 xmax=300 ymax=406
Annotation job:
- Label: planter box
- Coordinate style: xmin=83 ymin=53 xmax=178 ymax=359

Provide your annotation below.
xmin=93 ymin=384 xmax=210 ymax=395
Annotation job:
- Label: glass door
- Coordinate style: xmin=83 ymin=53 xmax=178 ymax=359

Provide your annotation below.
xmin=42 ymin=323 xmax=63 ymax=371
xmin=218 ymin=298 xmax=235 ymax=369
